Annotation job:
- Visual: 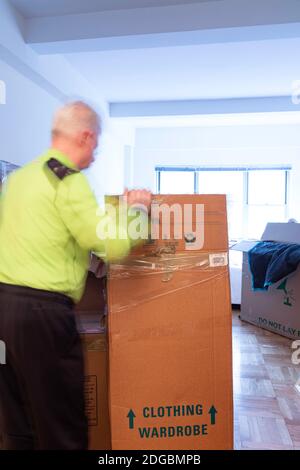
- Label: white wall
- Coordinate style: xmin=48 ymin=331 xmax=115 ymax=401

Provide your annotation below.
xmin=133 ymin=124 xmax=300 ymax=219
xmin=0 ymin=58 xmax=60 ymax=165
xmin=84 ymin=120 xmax=136 ymax=200
xmin=85 ymin=131 xmax=126 ymax=202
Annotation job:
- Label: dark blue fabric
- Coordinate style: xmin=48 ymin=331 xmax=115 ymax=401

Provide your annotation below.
xmin=248 ymin=241 xmax=300 ymax=290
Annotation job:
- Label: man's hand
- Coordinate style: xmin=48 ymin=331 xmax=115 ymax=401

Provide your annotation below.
xmin=123 ymin=189 xmax=152 ymax=213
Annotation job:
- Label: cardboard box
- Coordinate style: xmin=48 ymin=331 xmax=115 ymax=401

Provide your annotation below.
xmin=106 ymin=194 xmax=228 ymax=255
xmin=134 ymin=194 xmax=228 ymax=256
xmin=232 ymin=222 xmax=300 ymax=339
xmin=81 ymin=332 xmax=111 ymax=450
xmin=107 ymin=195 xmax=233 ymax=450
xmin=75 ymin=271 xmax=106 ymax=314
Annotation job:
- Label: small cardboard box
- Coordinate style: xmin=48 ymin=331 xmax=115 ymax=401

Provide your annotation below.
xmin=81 ymin=332 xmax=111 ymax=450
xmin=232 ymin=222 xmax=300 ymax=339
xmin=133 ymin=194 xmax=228 ymax=255
xmin=107 ymin=195 xmax=233 ymax=450
xmin=106 ymin=194 xmax=228 ymax=255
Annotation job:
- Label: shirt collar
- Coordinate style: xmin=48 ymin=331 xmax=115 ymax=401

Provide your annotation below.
xmin=44 ymin=148 xmax=79 ymax=171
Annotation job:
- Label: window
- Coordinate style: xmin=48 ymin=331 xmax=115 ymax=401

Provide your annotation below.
xmin=198 ymin=170 xmax=245 ymax=239
xmin=159 ymin=170 xmax=195 ymax=194
xmin=156 ymin=166 xmax=290 ymax=240
xmin=247 ymin=170 xmax=288 ymax=238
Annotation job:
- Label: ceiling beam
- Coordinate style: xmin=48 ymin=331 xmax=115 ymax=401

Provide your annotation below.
xmin=109 ymin=96 xmax=300 ymax=117
xmin=24 ymin=0 xmax=300 ymax=54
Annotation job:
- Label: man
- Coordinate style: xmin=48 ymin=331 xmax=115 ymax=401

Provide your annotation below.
xmin=0 ymin=101 xmax=151 ymax=450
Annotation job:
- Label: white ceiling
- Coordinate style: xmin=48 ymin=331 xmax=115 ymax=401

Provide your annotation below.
xmin=7 ymin=0 xmax=300 ymax=119
xmin=66 ymin=38 xmax=300 ymax=102
xmin=10 ymin=0 xmax=217 ymax=18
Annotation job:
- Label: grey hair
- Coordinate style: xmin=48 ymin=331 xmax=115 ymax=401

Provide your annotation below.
xmin=52 ymin=101 xmax=101 ymax=138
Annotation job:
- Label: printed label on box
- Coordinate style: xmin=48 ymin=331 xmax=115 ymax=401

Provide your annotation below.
xmin=125 ymin=403 xmax=218 ymax=440
xmin=85 ymin=375 xmax=98 ymax=426
xmin=209 ymin=253 xmax=228 ymax=267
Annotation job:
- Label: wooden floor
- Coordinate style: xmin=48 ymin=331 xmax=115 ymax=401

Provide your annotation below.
xmin=233 ymin=310 xmax=300 ymax=450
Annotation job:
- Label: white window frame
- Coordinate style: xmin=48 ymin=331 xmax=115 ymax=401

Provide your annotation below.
xmin=156 ymin=166 xmax=290 ymax=238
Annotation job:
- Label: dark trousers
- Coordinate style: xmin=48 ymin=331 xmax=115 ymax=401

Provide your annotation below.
xmin=0 ymin=282 xmax=88 ymax=450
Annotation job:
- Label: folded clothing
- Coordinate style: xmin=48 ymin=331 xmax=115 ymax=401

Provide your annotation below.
xmin=248 ymin=241 xmax=300 ymax=290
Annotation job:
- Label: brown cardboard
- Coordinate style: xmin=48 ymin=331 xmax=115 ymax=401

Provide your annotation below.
xmin=240 ymin=259 xmax=300 ymax=339
xmin=133 ymin=194 xmax=228 ymax=255
xmin=75 ymin=271 xmax=106 ymax=314
xmin=107 ymin=195 xmax=233 ymax=450
xmin=81 ymin=333 xmax=111 ymax=450
xmin=232 ymin=222 xmax=300 ymax=339
xmin=105 ymin=194 xmax=228 ymax=255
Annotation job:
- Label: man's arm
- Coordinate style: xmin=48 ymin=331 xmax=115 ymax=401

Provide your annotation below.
xmin=55 ymin=172 xmax=149 ymax=261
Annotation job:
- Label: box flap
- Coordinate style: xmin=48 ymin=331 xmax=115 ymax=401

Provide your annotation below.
xmin=261 ymin=222 xmax=300 ymax=244
xmin=230 ymin=240 xmax=258 ymax=252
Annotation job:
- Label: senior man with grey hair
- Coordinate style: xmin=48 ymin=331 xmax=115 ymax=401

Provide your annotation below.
xmin=0 ymin=101 xmax=151 ymax=450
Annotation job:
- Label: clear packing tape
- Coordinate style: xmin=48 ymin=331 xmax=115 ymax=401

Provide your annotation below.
xmin=107 ymin=251 xmax=229 ymax=313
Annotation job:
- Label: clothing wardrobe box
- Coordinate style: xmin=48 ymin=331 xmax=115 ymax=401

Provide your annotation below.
xmin=107 ymin=194 xmax=233 ymax=450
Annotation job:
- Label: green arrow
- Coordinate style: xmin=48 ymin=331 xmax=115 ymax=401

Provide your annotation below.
xmin=209 ymin=406 xmax=217 ymax=425
xmin=277 ymin=279 xmax=288 ymax=294
xmin=127 ymin=409 xmax=136 ymax=429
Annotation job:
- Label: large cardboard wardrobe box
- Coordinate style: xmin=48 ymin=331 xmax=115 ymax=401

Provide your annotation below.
xmin=107 ymin=195 xmax=233 ymax=450
xmin=232 ymin=222 xmax=300 ymax=339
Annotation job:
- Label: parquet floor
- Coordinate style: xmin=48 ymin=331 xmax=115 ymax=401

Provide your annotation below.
xmin=233 ymin=310 xmax=300 ymax=450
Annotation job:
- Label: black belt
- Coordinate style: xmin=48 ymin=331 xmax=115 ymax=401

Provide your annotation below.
xmin=0 ymin=282 xmax=74 ymax=308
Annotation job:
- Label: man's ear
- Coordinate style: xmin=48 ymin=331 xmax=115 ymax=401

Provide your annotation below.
xmin=80 ymin=130 xmax=90 ymax=146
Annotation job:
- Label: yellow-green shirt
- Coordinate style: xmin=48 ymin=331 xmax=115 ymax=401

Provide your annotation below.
xmin=0 ymin=149 xmax=145 ymax=302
